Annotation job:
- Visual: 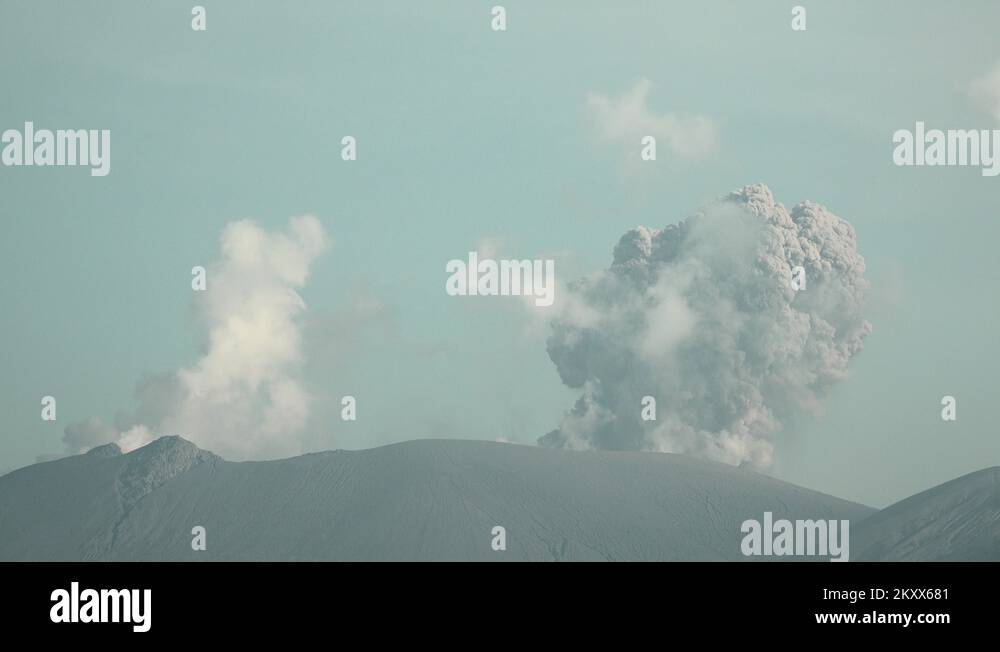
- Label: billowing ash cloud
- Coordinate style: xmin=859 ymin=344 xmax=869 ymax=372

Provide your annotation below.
xmin=541 ymin=184 xmax=871 ymax=468
xmin=64 ymin=215 xmax=329 ymax=460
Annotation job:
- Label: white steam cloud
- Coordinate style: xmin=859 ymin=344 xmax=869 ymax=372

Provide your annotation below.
xmin=586 ymin=78 xmax=718 ymax=159
xmin=64 ymin=215 xmax=329 ymax=460
xmin=541 ymin=184 xmax=871 ymax=468
xmin=969 ymin=62 xmax=1000 ymax=122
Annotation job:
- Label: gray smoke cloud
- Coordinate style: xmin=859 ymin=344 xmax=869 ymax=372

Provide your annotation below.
xmin=541 ymin=184 xmax=871 ymax=468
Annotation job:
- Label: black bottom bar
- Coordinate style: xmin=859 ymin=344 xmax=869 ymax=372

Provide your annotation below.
xmin=1 ymin=562 xmax=994 ymax=640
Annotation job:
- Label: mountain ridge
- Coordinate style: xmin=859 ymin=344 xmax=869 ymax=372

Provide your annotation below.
xmin=0 ymin=436 xmax=995 ymax=561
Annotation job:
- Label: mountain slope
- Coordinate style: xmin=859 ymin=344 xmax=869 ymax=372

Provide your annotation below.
xmin=0 ymin=436 xmax=873 ymax=561
xmin=853 ymin=467 xmax=1000 ymax=561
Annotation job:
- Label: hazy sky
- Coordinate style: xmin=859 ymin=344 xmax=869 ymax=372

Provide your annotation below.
xmin=1 ymin=1 xmax=999 ymax=507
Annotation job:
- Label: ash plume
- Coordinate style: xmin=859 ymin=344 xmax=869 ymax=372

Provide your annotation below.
xmin=541 ymin=184 xmax=871 ymax=468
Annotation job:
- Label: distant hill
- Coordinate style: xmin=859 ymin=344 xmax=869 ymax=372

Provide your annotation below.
xmin=0 ymin=436 xmax=877 ymax=561
xmin=853 ymin=466 xmax=1000 ymax=561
